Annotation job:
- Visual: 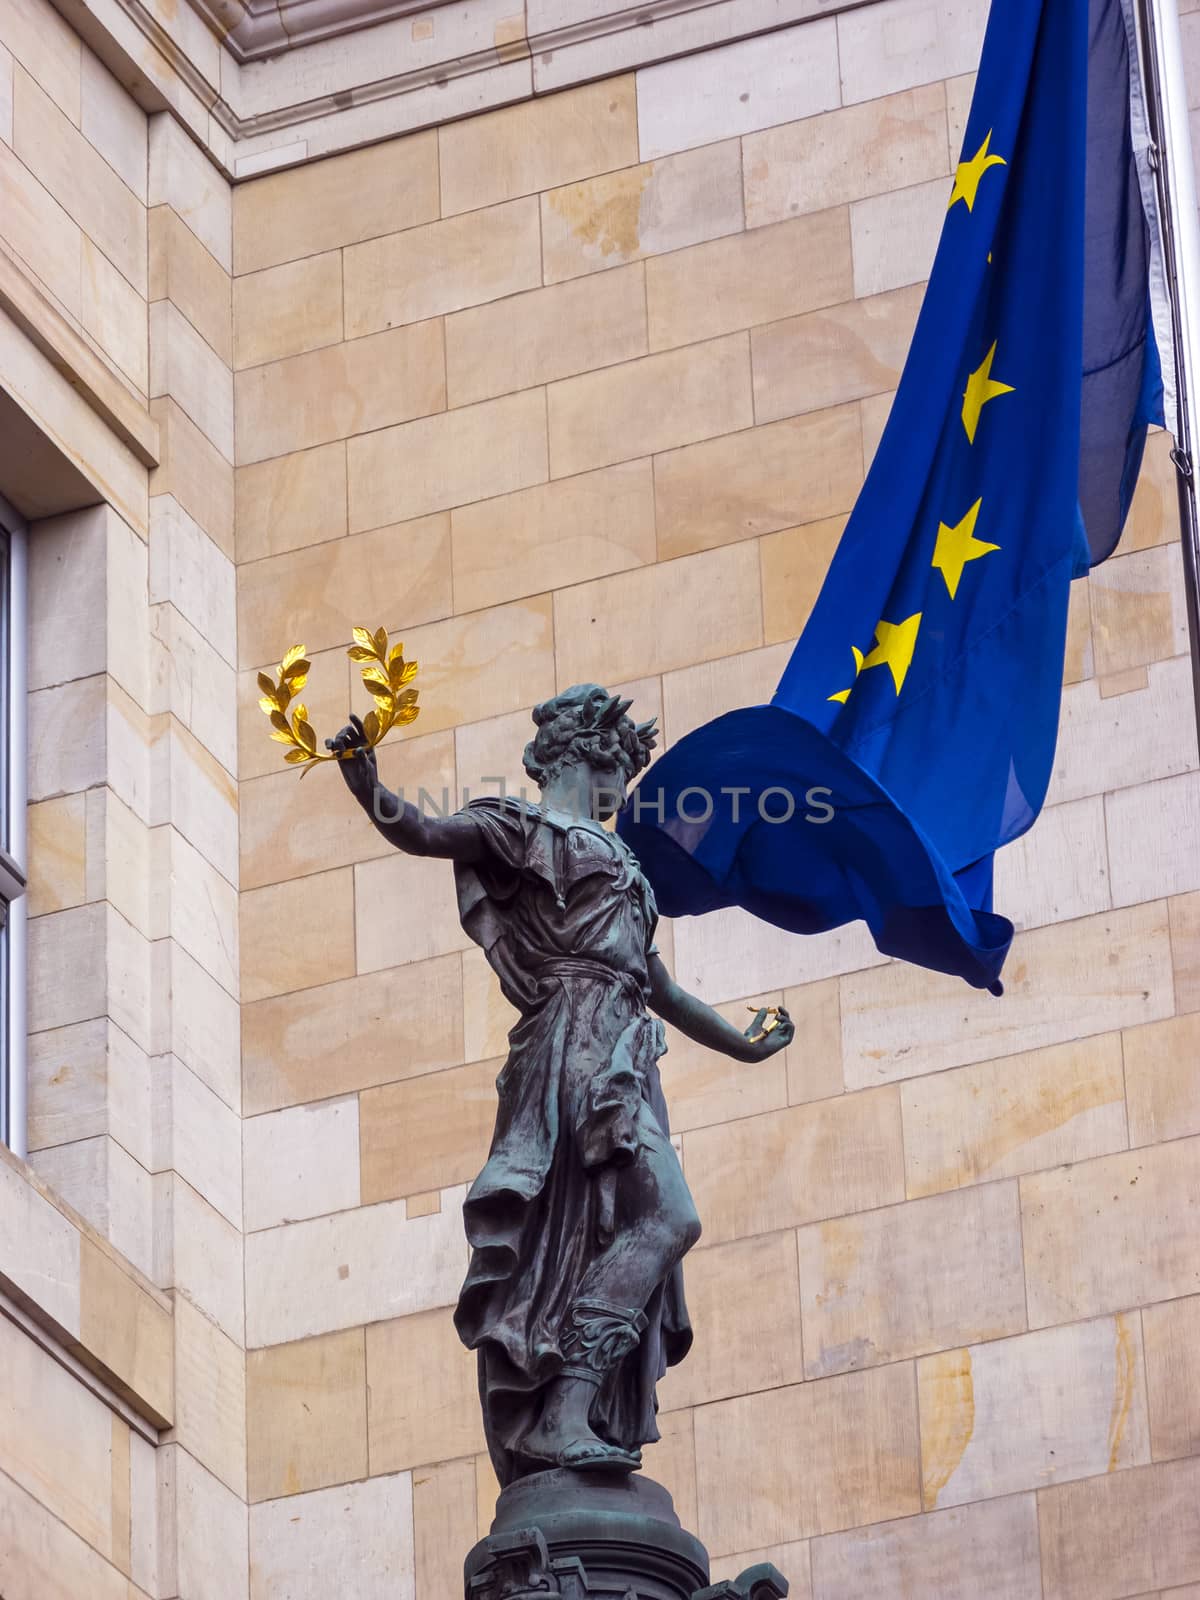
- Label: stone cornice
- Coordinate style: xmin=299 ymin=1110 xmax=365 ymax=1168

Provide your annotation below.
xmin=54 ymin=0 xmax=867 ymax=180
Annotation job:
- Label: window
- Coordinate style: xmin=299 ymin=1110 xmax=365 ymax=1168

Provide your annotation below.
xmin=0 ymin=495 xmax=27 ymax=1156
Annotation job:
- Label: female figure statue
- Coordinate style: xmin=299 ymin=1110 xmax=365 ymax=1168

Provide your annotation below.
xmin=328 ymin=685 xmax=792 ymax=1487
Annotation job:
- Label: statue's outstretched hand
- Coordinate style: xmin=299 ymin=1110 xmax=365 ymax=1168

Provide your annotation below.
xmin=326 ymin=713 xmax=378 ymax=799
xmin=742 ymin=1005 xmax=794 ymax=1061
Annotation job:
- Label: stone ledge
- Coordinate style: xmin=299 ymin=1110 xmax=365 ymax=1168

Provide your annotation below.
xmin=51 ymin=0 xmax=875 ymax=180
xmin=0 ymin=1143 xmax=174 ymax=1431
xmin=0 ymin=244 xmax=159 ymax=471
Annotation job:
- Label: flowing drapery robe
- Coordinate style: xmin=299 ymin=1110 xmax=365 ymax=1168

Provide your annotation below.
xmin=452 ymin=797 xmax=692 ymax=1485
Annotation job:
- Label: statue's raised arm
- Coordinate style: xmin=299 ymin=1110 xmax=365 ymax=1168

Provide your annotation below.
xmin=334 ymin=685 xmax=792 ymax=1488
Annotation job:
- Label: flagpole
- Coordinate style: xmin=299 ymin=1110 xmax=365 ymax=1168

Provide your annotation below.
xmin=1137 ymin=0 xmax=1200 ymax=753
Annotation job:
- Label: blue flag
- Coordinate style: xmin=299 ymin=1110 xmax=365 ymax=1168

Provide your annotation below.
xmin=618 ymin=0 xmax=1166 ymax=992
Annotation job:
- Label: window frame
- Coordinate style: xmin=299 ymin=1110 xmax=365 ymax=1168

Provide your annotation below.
xmin=0 ymin=492 xmax=28 ymax=1157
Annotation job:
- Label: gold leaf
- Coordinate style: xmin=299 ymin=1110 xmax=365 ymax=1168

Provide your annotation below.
xmin=394 ymin=704 xmax=421 ymax=725
xmin=348 ymin=646 xmax=375 ymax=663
xmin=270 ymin=710 xmax=289 ymax=732
xmin=270 ymin=728 xmax=296 ymax=745
xmin=360 ymin=665 xmax=390 ymax=688
xmin=293 ymin=715 xmax=317 ymax=754
xmin=364 ymin=680 xmax=394 ymax=705
xmin=259 ymin=695 xmax=278 ymax=716
xmin=373 ymin=625 xmax=389 ymax=657
xmin=284 ymin=748 xmax=311 ymax=763
xmin=387 ymin=641 xmax=406 ymax=666
xmin=287 ymin=672 xmax=308 ymax=695
xmin=362 ymin=709 xmax=380 ymax=743
xmin=281 ymin=644 xmax=308 ymax=673
xmin=394 ymin=659 xmax=418 ymax=687
xmin=352 ymin=625 xmax=376 ymax=653
xmin=257 ymin=671 xmax=277 ymax=697
xmin=396 ymin=688 xmax=419 ymax=710
xmin=282 ymin=658 xmax=310 ymax=683
xmin=294 ymin=702 xmax=309 ymax=723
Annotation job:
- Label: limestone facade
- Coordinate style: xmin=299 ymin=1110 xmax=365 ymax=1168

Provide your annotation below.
xmin=2 ymin=0 xmax=1200 ymax=1595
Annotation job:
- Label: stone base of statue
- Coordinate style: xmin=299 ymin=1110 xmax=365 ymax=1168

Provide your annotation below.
xmin=463 ymin=1469 xmax=789 ymax=1600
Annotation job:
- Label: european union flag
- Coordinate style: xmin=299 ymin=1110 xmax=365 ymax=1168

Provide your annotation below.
xmin=619 ymin=0 xmax=1167 ymax=992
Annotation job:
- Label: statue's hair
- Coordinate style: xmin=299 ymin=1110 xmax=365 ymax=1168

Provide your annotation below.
xmin=523 ymin=684 xmax=658 ymax=788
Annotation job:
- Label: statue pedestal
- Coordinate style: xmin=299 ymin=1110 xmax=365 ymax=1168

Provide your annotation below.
xmin=463 ymin=1469 xmax=789 ymax=1600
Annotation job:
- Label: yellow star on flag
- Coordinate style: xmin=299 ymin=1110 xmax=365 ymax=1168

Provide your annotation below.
xmin=932 ymin=498 xmax=1000 ymax=599
xmin=948 ymin=131 xmax=1007 ymax=213
xmin=828 ymin=645 xmax=865 ymax=704
xmin=861 ymin=614 xmax=923 ymax=695
xmin=962 ymin=340 xmax=1014 ymax=443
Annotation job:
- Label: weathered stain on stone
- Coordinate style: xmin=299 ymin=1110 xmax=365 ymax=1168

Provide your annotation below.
xmin=546 ymin=165 xmax=653 ymax=264
xmin=920 ymin=1347 xmax=975 ymax=1508
xmin=1107 ymin=1311 xmax=1137 ymax=1471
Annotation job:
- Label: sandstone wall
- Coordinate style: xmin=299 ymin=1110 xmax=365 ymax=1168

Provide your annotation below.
xmin=230 ymin=4 xmax=1200 ymax=1596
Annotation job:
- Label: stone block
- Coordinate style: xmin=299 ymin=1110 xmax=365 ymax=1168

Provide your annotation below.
xmin=1021 ymin=1136 xmax=1200 ymax=1328
xmin=150 ymin=397 xmax=235 ymax=559
xmin=237 ymin=512 xmax=450 ymax=670
xmin=901 ymin=1032 xmax=1128 ymax=1198
xmin=234 ymin=318 xmax=445 ymax=466
xmin=14 ymin=66 xmax=145 ymax=293
xmin=646 ymin=210 xmax=852 ymax=352
xmin=173 ymin=1295 xmax=247 ymax=1498
xmin=658 ymin=988 xmax=789 ymax=1135
xmin=354 ymin=850 xmax=473 ymax=970
xmin=348 ymin=389 xmax=548 ymax=530
xmin=150 ymin=299 xmax=234 ymax=464
xmin=235 ymin=439 xmax=347 ymax=564
xmin=1047 ymin=655 xmax=1197 ymax=808
xmin=359 ymin=1056 xmax=498 ymax=1202
xmin=684 ymin=1085 xmax=905 ymax=1246
xmin=752 ymin=283 xmax=923 ymax=425
xmin=241 ymin=953 xmax=464 ymax=1116
xmin=414 ymin=1458 xmax=477 ymax=1600
xmin=244 ymin=1187 xmax=466 ymax=1345
xmin=837 ymin=0 xmax=989 ymax=104
xmin=693 ymin=1362 xmax=920 ymax=1552
xmin=250 ymin=1474 xmax=415 ymax=1600
xmin=744 ymin=84 xmax=950 ymax=228
xmin=554 ymin=541 xmax=761 ymax=687
xmin=541 ymin=140 xmax=743 ymax=283
xmin=1089 ymin=542 xmax=1189 ymax=675
xmin=547 ymin=332 xmax=752 ymax=478
xmin=760 ymin=517 xmax=847 ymax=644
xmin=439 ymin=76 xmax=638 ymax=214
xmin=809 ymin=1494 xmax=1040 ymax=1600
xmin=243 ymin=1096 xmax=360 ymax=1232
xmin=246 ymin=1327 xmax=367 ymax=1501
xmin=799 ymin=1181 xmax=1025 ymax=1379
xmin=0 ymin=137 xmax=81 ymax=318
xmin=1107 ymin=772 xmax=1200 ymax=906
xmin=169 ymin=1446 xmax=250 ymax=1600
xmin=636 ymin=21 xmax=840 ymax=159
xmin=1144 ymin=1294 xmax=1200 ymax=1463
xmin=344 ymin=197 xmax=541 ymax=337
xmin=919 ymin=1314 xmax=1148 ymax=1511
xmin=451 ymin=457 xmax=654 ymax=613
xmin=657 ymin=407 xmax=861 ymax=560
xmin=1038 ymin=1456 xmax=1200 ymax=1600
xmin=841 ymin=902 xmax=1174 ymax=1087
xmin=1124 ymin=1012 xmax=1200 ymax=1147
xmin=366 ymin=1306 xmax=486 ymax=1472
xmin=850 ymin=177 xmax=944 ymax=297
xmin=446 ymin=261 xmax=648 ymax=408
xmin=0 ymin=0 xmax=80 ymax=124
xmin=233 ymin=132 xmax=438 ymax=274
xmin=657 ymin=1230 xmax=804 ymax=1412
xmin=239 ymin=866 xmax=356 ymax=1003
xmin=149 ymin=205 xmax=232 ymax=369
xmin=80 ymin=50 xmax=145 ymax=202
xmin=233 ymin=250 xmax=343 ymax=370
xmin=81 ymin=237 xmax=147 ymax=393
xmin=149 ymin=116 xmax=231 ymax=272
xmin=150 ymin=496 xmax=236 ymax=667
xmin=993 ymin=793 xmax=1111 ymax=932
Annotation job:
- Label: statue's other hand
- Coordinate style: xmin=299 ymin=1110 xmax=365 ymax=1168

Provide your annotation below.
xmin=742 ymin=1005 xmax=794 ymax=1061
xmin=326 ymin=714 xmax=378 ymax=795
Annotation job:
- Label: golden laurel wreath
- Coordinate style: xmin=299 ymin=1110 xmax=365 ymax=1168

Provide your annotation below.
xmin=258 ymin=625 xmax=420 ymax=772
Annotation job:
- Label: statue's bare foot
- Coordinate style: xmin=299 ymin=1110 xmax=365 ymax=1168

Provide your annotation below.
xmin=521 ymin=1376 xmax=641 ymax=1472
xmin=522 ymin=1417 xmax=641 ymax=1472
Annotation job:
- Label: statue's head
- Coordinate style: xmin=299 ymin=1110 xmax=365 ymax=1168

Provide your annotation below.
xmin=523 ymin=684 xmax=658 ymax=819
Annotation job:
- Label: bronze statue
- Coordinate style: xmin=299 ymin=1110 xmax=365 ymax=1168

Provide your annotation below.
xmin=328 ymin=685 xmax=793 ymax=1487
